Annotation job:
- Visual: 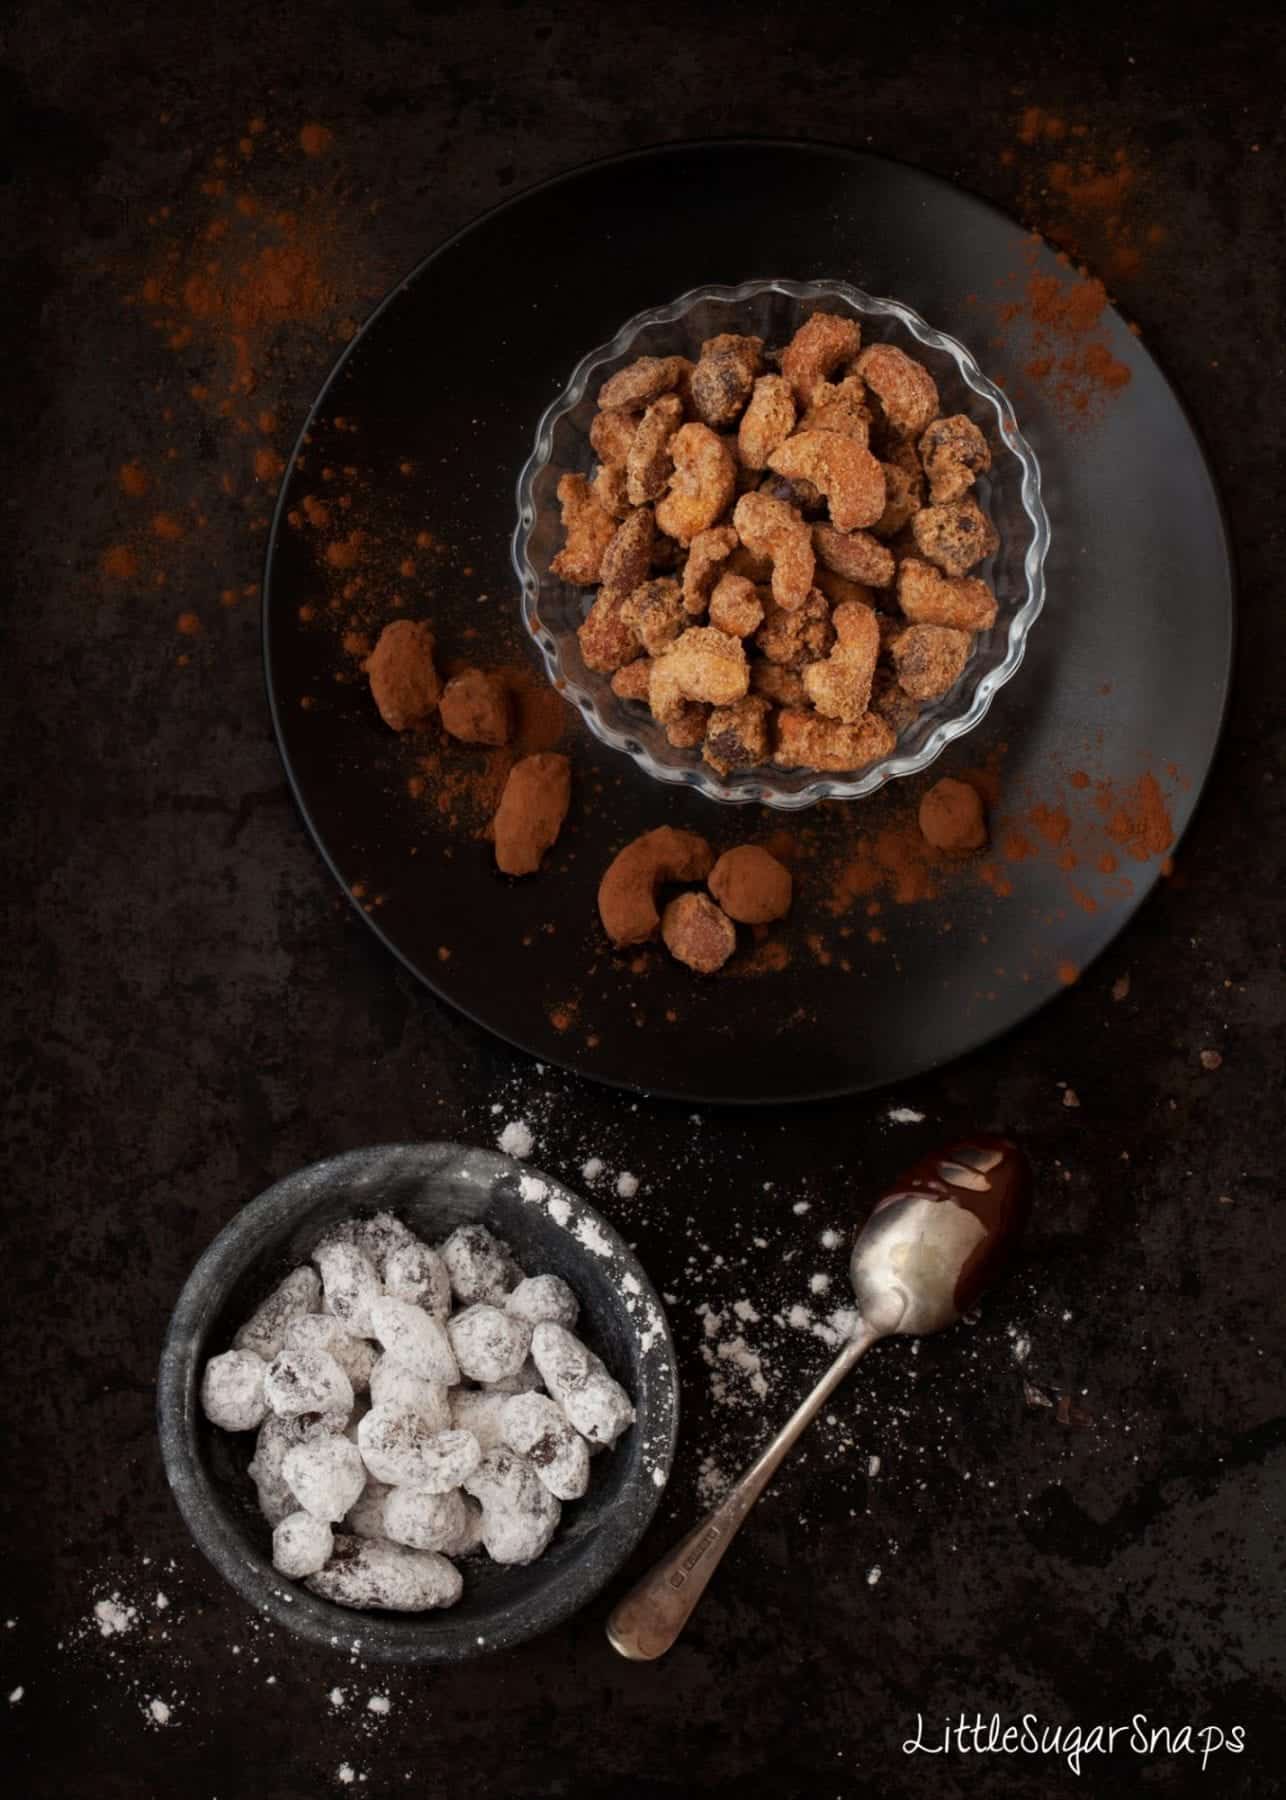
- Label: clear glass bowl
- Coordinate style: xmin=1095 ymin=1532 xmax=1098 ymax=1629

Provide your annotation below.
xmin=512 ymin=278 xmax=1049 ymax=810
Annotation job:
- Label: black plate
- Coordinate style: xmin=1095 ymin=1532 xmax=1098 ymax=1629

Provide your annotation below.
xmin=264 ymin=141 xmax=1232 ymax=1104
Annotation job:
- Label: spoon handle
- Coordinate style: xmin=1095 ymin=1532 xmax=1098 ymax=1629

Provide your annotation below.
xmin=606 ymin=1322 xmax=882 ymax=1661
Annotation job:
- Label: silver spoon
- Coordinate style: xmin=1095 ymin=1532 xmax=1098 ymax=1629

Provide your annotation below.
xmin=606 ymin=1134 xmax=1032 ymax=1661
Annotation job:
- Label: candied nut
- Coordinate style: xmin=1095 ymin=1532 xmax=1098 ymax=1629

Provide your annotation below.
xmin=919 ymin=413 xmax=992 ymax=503
xmin=365 ymin=620 xmax=440 ymax=732
xmin=774 ymin=707 xmax=896 ymax=772
xmin=856 ymin=343 xmax=940 ymax=440
xmin=283 ymin=1433 xmax=367 ymax=1523
xmin=485 ymin=1359 xmax=543 ymax=1397
xmin=802 ymin=599 xmax=880 ymax=723
xmin=438 ymin=667 xmax=513 ymax=746
xmin=597 ymin=825 xmax=713 ymax=947
xmin=781 ymin=311 xmax=862 ymax=406
xmin=870 ymin=666 xmax=923 ymax=736
xmin=345 ymin=1477 xmax=393 ymax=1540
xmin=733 ymin=490 xmax=815 ymax=610
xmin=383 ymin=1239 xmax=452 ymax=1320
xmin=758 ymin=471 xmax=826 ymax=518
xmin=318 ymin=1212 xmax=417 ymax=1275
xmin=440 ymin=1224 xmax=520 ymax=1307
xmin=312 ymin=1240 xmax=382 ymax=1337
xmin=871 ymin=459 xmax=923 ymax=537
xmin=265 ymin=1345 xmax=354 ymax=1421
xmin=754 ymin=590 xmax=834 ymax=668
xmin=751 ymin=660 xmax=807 ymax=707
xmin=909 ymin=498 xmax=999 ymax=576
xmin=449 ymin=1388 xmax=511 ymax=1451
xmin=285 ymin=1315 xmax=376 ymax=1395
xmin=767 ymin=430 xmax=885 ymax=533
xmin=590 ymin=408 xmax=640 ymax=466
xmin=656 ymin=423 xmax=737 ymax=544
xmin=620 ymin=576 xmax=686 ymax=655
xmin=919 ymin=777 xmax=988 ymax=851
xmin=610 ymin=657 xmax=654 ymax=702
xmin=501 ymin=1392 xmax=591 ymax=1502
xmin=626 ymin=393 xmax=684 ymax=505
xmin=813 ymin=522 xmax=895 ymax=588
xmin=201 ymin=1350 xmax=268 ymax=1432
xmin=592 ymin=461 xmax=631 ymax=519
xmin=597 ymin=354 xmax=689 ymax=411
xmin=726 ymin=542 xmax=773 ymax=583
xmin=690 ymin=333 xmax=763 ymax=428
xmin=800 ymin=373 xmax=871 ymax=442
xmin=703 ymin=693 xmax=773 ymax=776
xmin=358 ymin=1407 xmax=481 ymax=1491
xmin=306 ymin=1535 xmax=463 ymax=1612
xmin=235 ymin=1267 xmax=321 ymax=1363
xmin=600 ymin=505 xmax=655 ymax=592
xmin=549 ymin=473 xmax=617 ymax=585
xmin=662 ymin=626 xmax=749 ymax=705
xmin=273 ymin=1510 xmax=333 ymax=1578
xmin=708 ymin=572 xmax=765 ymax=637
xmin=530 ymin=1322 xmax=636 ymax=1446
xmin=448 ymin=1304 xmax=532 ymax=1384
xmin=891 ymin=623 xmax=973 ymax=699
xmin=368 ymin=1356 xmax=451 ymax=1430
xmin=738 ymin=373 xmax=797 ymax=470
xmin=383 ymin=1485 xmax=469 ymax=1553
xmin=250 ymin=1413 xmax=344 ymax=1526
xmin=708 ymin=845 xmax=792 ymax=923
xmin=463 ymin=1446 xmax=562 ymax=1565
xmin=505 ymin=1274 xmax=580 ymax=1330
xmin=663 ymin=701 xmax=710 ymax=749
xmin=897 ymin=557 xmax=998 ymax=631
xmin=814 ymin=565 xmax=876 ymax=610
xmin=682 ymin=524 xmax=739 ymax=615
xmin=369 ymin=1296 xmax=459 ymax=1386
xmin=493 ymin=752 xmax=572 ymax=877
xmin=577 ymin=589 xmax=641 ymax=673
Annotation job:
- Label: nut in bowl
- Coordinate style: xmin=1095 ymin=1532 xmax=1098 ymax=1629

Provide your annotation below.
xmin=513 ymin=279 xmax=1049 ymax=810
xmin=157 ymin=1144 xmax=678 ymax=1663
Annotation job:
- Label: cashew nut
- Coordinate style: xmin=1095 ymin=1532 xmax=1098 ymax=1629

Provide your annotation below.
xmin=773 ymin=707 xmax=895 ymax=773
xmin=655 ymin=423 xmax=737 ymax=545
xmin=732 ymin=490 xmax=815 ymax=611
xmin=597 ymin=826 xmax=715 ymax=947
xmin=682 ymin=524 xmax=739 ymax=616
xmin=737 ymin=373 xmax=797 ymax=470
xmin=802 ymin=599 xmax=880 ymax=723
xmin=549 ymin=473 xmax=617 ymax=585
xmin=766 ymin=430 xmax=886 ymax=533
xmin=780 ymin=311 xmax=862 ymax=407
xmin=918 ymin=414 xmax=991 ymax=503
xmin=856 ymin=344 xmax=940 ymax=440
xmin=626 ymin=394 xmax=683 ymax=506
xmin=897 ymin=557 xmax=997 ymax=631
xmin=597 ymin=355 xmax=690 ymax=412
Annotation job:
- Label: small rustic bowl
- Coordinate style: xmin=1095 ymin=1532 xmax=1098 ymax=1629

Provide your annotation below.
xmin=513 ymin=277 xmax=1049 ymax=809
xmin=156 ymin=1143 xmax=679 ymax=1663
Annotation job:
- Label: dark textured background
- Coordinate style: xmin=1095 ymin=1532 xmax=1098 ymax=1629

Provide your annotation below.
xmin=2 ymin=2 xmax=1283 ymax=1795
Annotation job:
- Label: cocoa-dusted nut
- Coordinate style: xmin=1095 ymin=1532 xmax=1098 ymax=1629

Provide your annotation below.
xmin=813 ymin=522 xmax=896 ymax=588
xmin=600 ymin=505 xmax=655 ymax=593
xmin=610 ymin=657 xmax=654 ymax=703
xmin=737 ymin=374 xmax=797 ymax=470
xmin=897 ymin=557 xmax=997 ymax=631
xmin=800 ymin=374 xmax=871 ymax=442
xmin=891 ymin=623 xmax=973 ymax=700
xmin=438 ymin=668 xmax=513 ymax=746
xmin=597 ymin=354 xmax=690 ymax=411
xmin=767 ymin=430 xmax=886 ymax=534
xmin=909 ymin=497 xmax=999 ymax=577
xmin=708 ymin=845 xmax=792 ymax=923
xmin=655 ymin=423 xmax=737 ymax=544
xmin=661 ymin=891 xmax=737 ymax=974
xmin=576 ymin=589 xmax=641 ymax=673
xmin=918 ymin=777 xmax=988 ymax=851
xmin=774 ymin=707 xmax=896 ymax=773
xmin=918 ymin=414 xmax=992 ymax=503
xmin=493 ymin=753 xmax=572 ymax=876
xmin=703 ymin=694 xmax=772 ymax=776
xmin=365 ymin=620 xmax=440 ymax=732
xmin=781 ymin=311 xmax=862 ymax=407
xmin=597 ymin=826 xmax=714 ymax=947
xmin=549 ymin=473 xmax=617 ymax=585
xmin=733 ymin=490 xmax=815 ymax=611
xmin=856 ymin=343 xmax=940 ymax=440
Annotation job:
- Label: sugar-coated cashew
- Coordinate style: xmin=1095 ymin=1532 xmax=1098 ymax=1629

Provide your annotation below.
xmin=918 ymin=413 xmax=991 ymax=503
xmin=549 ymin=473 xmax=617 ymax=585
xmin=597 ymin=354 xmax=690 ymax=411
xmin=599 ymin=505 xmax=655 ymax=593
xmin=766 ymin=430 xmax=885 ymax=533
xmin=800 ymin=374 xmax=870 ymax=441
xmin=500 ymin=1392 xmax=591 ymax=1501
xmin=655 ymin=424 xmax=736 ymax=545
xmin=235 ymin=1267 xmax=321 ymax=1363
xmin=856 ymin=344 xmax=940 ymax=440
xmin=463 ymin=1447 xmax=562 ymax=1565
xmin=732 ymin=491 xmax=815 ymax=611
xmin=620 ymin=577 xmax=686 ymax=656
xmin=661 ymin=891 xmax=737 ymax=974
xmin=737 ymin=373 xmax=797 ymax=470
xmin=576 ymin=589 xmax=641 ymax=672
xmin=597 ymin=825 xmax=714 ymax=947
xmin=707 ymin=573 xmax=765 ymax=638
xmin=909 ymin=498 xmax=999 ymax=577
xmin=802 ymin=599 xmax=880 ymax=724
xmin=891 ymin=623 xmax=973 ymax=699
xmin=626 ymin=394 xmax=683 ymax=505
xmin=590 ymin=408 xmax=640 ymax=465
xmin=659 ymin=626 xmax=750 ymax=706
xmin=682 ymin=524 xmax=739 ymax=615
xmin=812 ymin=522 xmax=895 ymax=589
xmin=780 ymin=311 xmax=862 ymax=407
xmin=773 ymin=707 xmax=896 ymax=773
xmin=690 ymin=332 xmax=762 ymax=428
xmin=897 ymin=558 xmax=997 ymax=631
xmin=201 ymin=1350 xmax=268 ymax=1432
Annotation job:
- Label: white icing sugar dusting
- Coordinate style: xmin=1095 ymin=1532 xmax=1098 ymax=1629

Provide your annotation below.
xmin=498 ymin=1120 xmax=534 ymax=1159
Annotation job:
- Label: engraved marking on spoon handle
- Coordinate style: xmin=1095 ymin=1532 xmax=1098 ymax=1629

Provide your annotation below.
xmin=606 ymin=1323 xmax=882 ymax=1662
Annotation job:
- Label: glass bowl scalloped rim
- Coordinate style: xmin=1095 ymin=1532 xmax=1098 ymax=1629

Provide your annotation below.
xmin=511 ymin=276 xmax=1050 ymax=812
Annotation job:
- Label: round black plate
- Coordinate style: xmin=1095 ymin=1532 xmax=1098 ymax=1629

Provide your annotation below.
xmin=264 ymin=141 xmax=1232 ymax=1105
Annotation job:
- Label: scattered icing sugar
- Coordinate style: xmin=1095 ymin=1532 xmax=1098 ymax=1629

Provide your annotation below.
xmin=154 ymin=1593 xmax=169 ymax=1611
xmin=615 ymin=1171 xmax=639 ymax=1199
xmin=651 ymin=1467 xmax=666 ymax=1488
xmin=338 ymin=1766 xmax=357 ymax=1786
xmin=498 ymin=1120 xmax=534 ymax=1159
xmin=574 ymin=1216 xmax=613 ymax=1258
xmin=732 ymin=1298 xmax=759 ymax=1323
xmin=792 ymin=1200 xmax=811 ymax=1215
xmin=866 ymin=1565 xmax=882 ymax=1587
xmin=367 ymin=1694 xmax=391 ymax=1715
xmin=147 ymin=1698 xmax=172 ymax=1726
xmin=9 ymin=1687 xmax=23 ymax=1705
xmin=868 ymin=1455 xmax=881 ymax=1478
xmin=820 ymin=1229 xmax=842 ymax=1250
xmin=886 ymin=1106 xmax=925 ymax=1124
xmin=329 ymin=1687 xmax=347 ymax=1709
xmin=547 ymin=1196 xmax=571 ymax=1228
xmin=518 ymin=1174 xmax=548 ymax=1202
xmin=580 ymin=1157 xmax=604 ymax=1182
xmin=809 ymin=1273 xmax=831 ymax=1294
xmin=94 ymin=1597 xmax=138 ymax=1637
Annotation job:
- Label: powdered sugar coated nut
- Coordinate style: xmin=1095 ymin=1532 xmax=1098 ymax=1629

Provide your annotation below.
xmin=344 ymin=1478 xmax=393 ymax=1540
xmin=504 ymin=1275 xmax=580 ymax=1330
xmin=382 ymin=1240 xmax=452 ymax=1319
xmin=368 ymin=1296 xmax=459 ymax=1386
xmin=463 ymin=1448 xmax=562 ymax=1565
xmin=272 ymin=1510 xmax=334 ymax=1578
xmin=264 ymin=1346 xmax=354 ymax=1422
xmin=312 ymin=1241 xmax=382 ymax=1338
xmin=447 ymin=1304 xmax=532 ymax=1383
xmin=530 ymin=1322 xmax=636 ymax=1447
xmin=500 ymin=1393 xmax=591 ymax=1501
xmin=249 ymin=1412 xmax=346 ymax=1525
xmin=358 ymin=1406 xmax=481 ymax=1491
xmin=306 ymin=1536 xmax=463 ymax=1612
xmin=234 ymin=1266 xmax=321 ymax=1362
xmin=382 ymin=1486 xmax=468 ymax=1553
xmin=448 ymin=1389 xmax=511 ymax=1451
xmin=439 ymin=1497 xmax=485 ymax=1558
xmin=367 ymin=1356 xmax=451 ymax=1431
xmin=321 ymin=1210 xmax=418 ymax=1277
xmin=200 ymin=1350 xmax=268 ymax=1432
xmin=285 ymin=1315 xmax=376 ymax=1394
xmin=439 ymin=1224 xmax=519 ymax=1307
xmin=282 ymin=1434 xmax=367 ymax=1523
xmin=483 ymin=1357 xmax=544 ymax=1395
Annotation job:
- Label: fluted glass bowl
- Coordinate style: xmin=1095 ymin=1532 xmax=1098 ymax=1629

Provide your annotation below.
xmin=512 ymin=278 xmax=1049 ymax=810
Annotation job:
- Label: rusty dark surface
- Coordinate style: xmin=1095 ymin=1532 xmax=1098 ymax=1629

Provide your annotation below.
xmin=2 ymin=2 xmax=1283 ymax=1796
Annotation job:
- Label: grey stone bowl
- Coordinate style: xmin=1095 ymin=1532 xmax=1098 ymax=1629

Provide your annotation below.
xmin=156 ymin=1143 xmax=679 ymax=1663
